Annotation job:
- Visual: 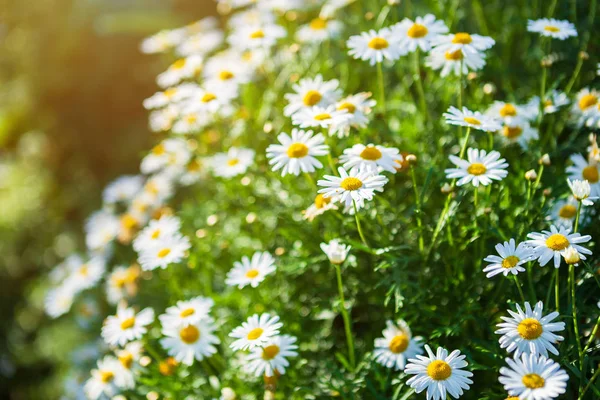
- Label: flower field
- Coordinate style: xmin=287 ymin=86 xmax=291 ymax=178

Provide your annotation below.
xmin=30 ymin=0 xmax=600 ymax=399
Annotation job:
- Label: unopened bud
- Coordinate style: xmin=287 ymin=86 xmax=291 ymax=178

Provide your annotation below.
xmin=543 ymin=188 xmax=552 ymax=197
xmin=406 ymin=154 xmax=417 ymax=165
xmin=221 ymin=388 xmax=236 ymax=400
xmin=441 ymin=183 xmax=452 ymax=194
xmin=525 ymin=169 xmax=538 ymax=181
xmin=579 ymin=51 xmax=589 ymax=60
xmin=387 ymin=0 xmax=400 ymax=4
xmin=563 ymin=247 xmax=581 ymax=265
xmin=539 ymin=154 xmax=550 ymax=166
xmin=541 ymin=58 xmax=553 ymax=68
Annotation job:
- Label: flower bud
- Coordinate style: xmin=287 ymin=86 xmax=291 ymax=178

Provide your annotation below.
xmin=563 ymin=247 xmax=581 ymax=265
xmin=543 ymin=188 xmax=552 ymax=197
xmin=320 ymin=239 xmax=351 ymax=265
xmin=525 ymin=169 xmax=538 ymax=181
xmin=406 ymin=154 xmax=417 ymax=165
xmin=441 ymin=183 xmax=452 ymax=194
xmin=539 ymin=154 xmax=550 ymax=166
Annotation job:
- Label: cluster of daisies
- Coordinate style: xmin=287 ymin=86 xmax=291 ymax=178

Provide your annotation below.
xmin=40 ymin=0 xmax=600 ymax=398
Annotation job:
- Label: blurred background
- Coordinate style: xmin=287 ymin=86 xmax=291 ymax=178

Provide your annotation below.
xmin=0 ymin=0 xmax=215 ymax=398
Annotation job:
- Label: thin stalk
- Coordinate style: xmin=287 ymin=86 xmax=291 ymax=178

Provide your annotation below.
xmin=334 ymin=263 xmax=356 ymax=370
xmin=583 ymin=316 xmax=600 ymax=354
xmin=580 ymin=367 xmax=600 ymax=400
xmin=555 ymin=268 xmax=560 ymax=312
xmin=413 ymin=50 xmax=428 ymax=122
xmin=571 ymin=202 xmax=584 ymax=394
xmin=353 ymin=200 xmax=369 ymax=247
xmin=410 ymin=166 xmax=425 ymax=253
xmin=514 ymin=275 xmax=527 ymax=304
xmin=304 ymin=172 xmax=317 ymax=190
xmin=376 ymin=62 xmax=386 ymax=114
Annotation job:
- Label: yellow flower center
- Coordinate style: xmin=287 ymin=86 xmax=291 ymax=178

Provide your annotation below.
xmin=337 ymin=102 xmax=356 ymax=113
xmin=250 ymin=29 xmax=265 ymax=39
xmin=309 ymin=18 xmax=328 ymax=30
xmin=463 ymin=116 xmax=481 ymax=125
xmin=245 ymin=269 xmax=259 ymax=278
xmin=407 ymin=23 xmax=429 ymax=38
xmin=444 ymin=50 xmax=464 ymax=60
xmin=303 ymin=90 xmax=323 ymax=106
xmin=499 ymin=103 xmax=517 ymax=117
xmin=506 ymin=397 xmax=520 ymax=400
xmin=100 ymin=370 xmax=114 ymax=383
xmin=388 ymin=334 xmax=409 ymax=353
xmin=315 ymin=193 xmax=331 ymax=209
xmin=152 ymin=143 xmax=165 ymax=155
xmin=120 ymin=317 xmax=136 ymax=330
xmin=219 ymin=70 xmax=234 ymax=80
xmin=186 ymin=114 xmax=197 ymax=124
xmin=180 ymin=308 xmax=195 ymax=317
xmin=262 ymin=344 xmax=280 ymax=360
xmin=340 ymin=177 xmax=363 ymax=191
xmin=467 ymin=163 xmax=487 ymax=175
xmin=188 ymin=160 xmax=201 ymax=172
xmin=119 ymin=352 xmax=134 ymax=369
xmin=582 ymin=165 xmax=599 ymax=183
xmin=179 ymin=325 xmax=200 ymax=344
xmin=247 ymin=327 xmax=264 ymax=340
xmin=559 ymin=204 xmax=577 ymax=219
xmin=502 ymin=126 xmax=523 ymax=139
xmin=452 ymin=32 xmax=473 ymax=44
xmin=172 ymin=58 xmax=186 ymax=69
xmin=427 ymin=360 xmax=452 ymax=381
xmin=157 ymin=248 xmax=171 ymax=258
xmin=314 ymin=113 xmax=332 ymax=121
xmin=287 ymin=143 xmax=309 ymax=158
xmin=79 ymin=265 xmax=89 ymax=276
xmin=164 ymin=88 xmax=177 ymax=99
xmin=202 ymin=93 xmax=217 ymax=103
xmin=544 ymin=99 xmax=553 ymax=107
xmin=545 ymin=233 xmax=569 ymax=251
xmin=578 ymin=94 xmax=598 ymax=110
xmin=360 ymin=146 xmax=383 ymax=161
xmin=522 ymin=373 xmax=545 ymax=389
xmin=502 ymin=255 xmax=520 ymax=269
xmin=368 ymin=37 xmax=389 ymax=49
xmin=544 ymin=26 xmax=560 ymax=33
xmin=518 ymin=318 xmax=543 ymax=340
xmin=151 ymin=229 xmax=161 ymax=239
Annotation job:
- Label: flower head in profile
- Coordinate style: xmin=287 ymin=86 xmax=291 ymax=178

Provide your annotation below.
xmin=303 ymin=193 xmax=339 ymax=221
xmin=392 ymin=14 xmax=449 ymax=52
xmin=526 ymin=225 xmax=592 ymax=268
xmin=229 ymin=313 xmax=283 ymax=351
xmin=405 ymin=345 xmax=473 ymax=400
xmin=567 ymin=178 xmax=597 ymax=205
xmin=225 ymin=251 xmax=276 ymax=289
xmin=320 ymin=239 xmax=351 ymax=265
xmin=266 ymin=129 xmax=329 ymax=176
xmin=425 ymin=46 xmax=485 ymax=77
xmin=244 ymin=335 xmax=298 ymax=377
xmin=445 ymin=148 xmax=509 ymax=187
xmin=527 ymin=19 xmax=577 ymax=40
xmin=495 ymin=301 xmax=565 ymax=358
xmin=291 ymin=105 xmax=351 ymax=133
xmin=318 ymin=166 xmax=388 ymax=207
xmin=102 ymin=306 xmax=155 ymax=347
xmin=443 ymin=106 xmax=502 ymax=132
xmin=432 ymin=31 xmax=495 ymax=55
xmin=499 ymin=354 xmax=568 ymax=400
xmin=373 ymin=319 xmax=423 ymax=370
xmin=347 ymin=27 xmax=406 ymax=65
xmin=483 ymin=239 xmax=534 ymax=278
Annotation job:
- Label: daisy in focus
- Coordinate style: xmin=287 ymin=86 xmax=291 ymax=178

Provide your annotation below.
xmin=244 ymin=334 xmax=298 ymax=377
xmin=318 ymin=166 xmax=388 ymax=207
xmin=347 ymin=27 xmax=405 ymax=65
xmin=331 ymin=92 xmax=376 ymax=137
xmin=102 ymin=306 xmax=155 ymax=347
xmin=527 ymin=19 xmax=577 ymax=40
xmin=266 ymin=129 xmax=329 ymax=176
xmin=283 ymin=75 xmax=341 ymax=117
xmin=160 ymin=319 xmax=220 ymax=365
xmin=340 ymin=144 xmax=402 ymax=173
xmin=211 ymin=147 xmax=255 ymax=178
xmin=443 ymin=106 xmax=502 ymax=132
xmin=526 ymin=225 xmax=592 ymax=268
xmin=483 ymin=239 xmax=534 ymax=278
xmin=567 ymin=178 xmax=597 ymax=205
xmin=158 ymin=296 xmax=215 ymax=327
xmin=392 ymin=14 xmax=448 ymax=52
xmin=302 ymin=193 xmax=339 ymax=221
xmin=373 ymin=319 xmax=423 ymax=370
xmin=405 ymin=345 xmax=473 ymax=400
xmin=445 ymin=148 xmax=509 ymax=187
xmin=499 ymin=353 xmax=568 ymax=400
xmin=229 ymin=313 xmax=283 ymax=351
xmin=225 ymin=251 xmax=276 ymax=289
xmin=495 ymin=301 xmax=565 ymax=357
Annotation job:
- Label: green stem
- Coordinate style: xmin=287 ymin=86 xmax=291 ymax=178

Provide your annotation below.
xmin=353 ymin=200 xmax=369 ymax=248
xmin=514 ymin=275 xmax=527 ymax=304
xmin=583 ymin=316 xmax=600 ymax=354
xmin=376 ymin=62 xmax=386 ymax=114
xmin=304 ymin=172 xmax=317 ymax=190
xmin=334 ymin=263 xmax=356 ymax=370
xmin=555 ymin=268 xmax=560 ymax=312
xmin=580 ymin=367 xmax=600 ymax=399
xmin=574 ymin=201 xmax=582 ymax=232
xmin=413 ymin=50 xmax=428 ymax=122
xmin=410 ymin=166 xmax=425 ymax=254
xmin=572 ymin=202 xmax=584 ymax=395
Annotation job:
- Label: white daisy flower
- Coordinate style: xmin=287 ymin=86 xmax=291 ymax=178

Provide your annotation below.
xmin=443 ymin=106 xmax=502 ymax=132
xmin=320 ymin=0 xmax=355 ymax=18
xmin=106 ymin=265 xmax=139 ymax=305
xmin=143 ymin=83 xmax=199 ymax=110
xmin=156 ymin=55 xmax=203 ymax=88
xmin=171 ymin=111 xmax=211 ymax=135
xmin=534 ymin=91 xmax=570 ymax=114
xmin=45 ymin=282 xmax=77 ymax=318
xmin=320 ymin=239 xmax=351 ymax=265
xmin=340 ymin=143 xmax=402 ymax=173
xmin=85 ymin=210 xmax=120 ymax=254
xmin=499 ymin=353 xmax=568 ymax=400
xmin=284 ymin=75 xmax=342 ymax=117
xmin=84 ymin=356 xmax=128 ymax=400
xmin=571 ymin=88 xmax=600 ymax=127
xmin=483 ymin=239 xmax=534 ymax=278
xmin=140 ymin=138 xmax=192 ymax=176
xmin=567 ymin=178 xmax=598 ymax=205
xmin=149 ymin=106 xmax=180 ymax=133
xmin=373 ymin=319 xmax=423 ymax=370
xmin=182 ymin=82 xmax=238 ymax=116
xmin=566 ymin=153 xmax=600 ymax=196
xmin=527 ymin=18 xmax=577 ymax=40
xmin=202 ymin=51 xmax=253 ymax=88
xmin=291 ymin=105 xmax=351 ymax=133
xmin=103 ymin=175 xmax=144 ymax=205
xmin=445 ymin=148 xmax=509 ymax=187
xmin=432 ymin=31 xmax=495 ymax=56
xmin=133 ymin=215 xmax=182 ymax=252
xmin=486 ymin=101 xmax=538 ymax=124
xmin=225 ymin=251 xmax=276 ymax=289
xmin=140 ymin=29 xmax=187 ymax=54
xmin=405 ymin=345 xmax=473 ymax=400
xmin=318 ymin=166 xmax=388 ymax=207
xmin=347 ymin=27 xmax=406 ymax=66
xmin=64 ymin=256 xmax=106 ymax=292
xmin=211 ymin=147 xmax=255 ymax=178
xmin=392 ymin=14 xmax=449 ymax=52
xmin=302 ymin=193 xmax=339 ymax=221
xmin=548 ymin=196 xmax=582 ymax=229
xmin=228 ymin=23 xmax=286 ymax=50
xmin=495 ymin=301 xmax=565 ymax=357
xmin=266 ymin=129 xmax=329 ymax=176
xmin=296 ymin=17 xmax=343 ymax=43
xmin=330 ymin=92 xmax=376 ymax=137
xmin=244 ymin=335 xmax=298 ymax=377
xmin=115 ymin=341 xmax=144 ymax=377
xmin=526 ymin=225 xmax=592 ymax=268
xmin=160 ymin=319 xmax=220 ymax=365
xmin=229 ymin=313 xmax=283 ymax=351
xmin=176 ymin=30 xmax=225 ymax=57
xmin=159 ymin=296 xmax=215 ymax=327
xmin=102 ymin=306 xmax=155 ymax=347
xmin=138 ymin=234 xmax=191 ymax=271
xmin=425 ymin=46 xmax=486 ymax=77
xmin=498 ymin=119 xmax=539 ymax=149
